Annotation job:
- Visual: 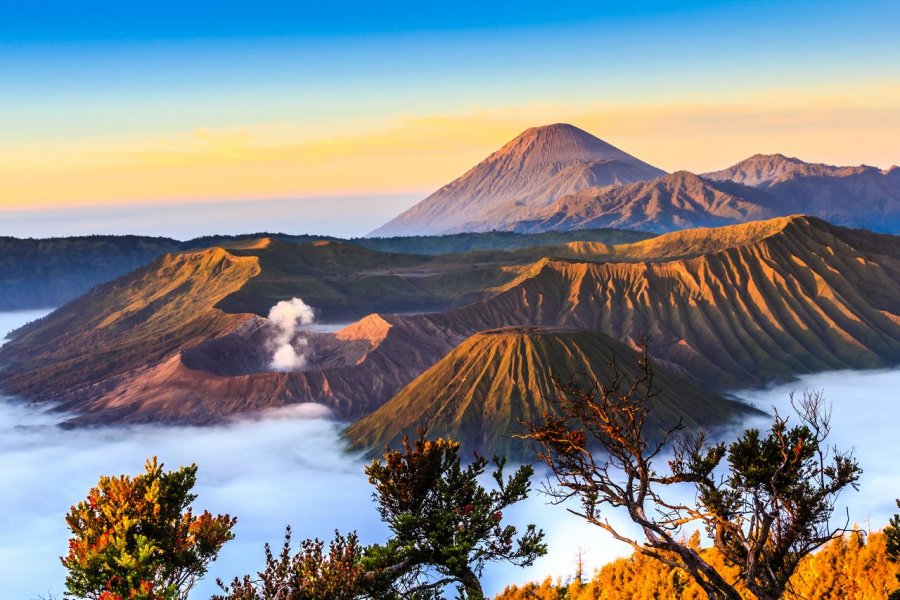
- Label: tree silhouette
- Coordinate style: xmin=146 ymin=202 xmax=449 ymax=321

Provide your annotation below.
xmin=364 ymin=433 xmax=546 ymax=599
xmin=522 ymin=343 xmax=860 ymax=600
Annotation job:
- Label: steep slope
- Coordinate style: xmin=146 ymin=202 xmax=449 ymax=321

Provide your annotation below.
xmin=0 ymin=247 xmax=261 ymax=399
xmin=371 ymin=124 xmax=665 ymax=236
xmin=345 ymin=328 xmax=759 ymax=459
xmin=705 ymin=154 xmax=900 ymax=233
xmin=424 ymin=216 xmax=900 ymax=388
xmin=507 ymin=171 xmax=777 ymax=234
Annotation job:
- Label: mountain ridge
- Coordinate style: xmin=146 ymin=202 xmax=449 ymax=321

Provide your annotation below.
xmin=512 ymin=154 xmax=899 ymax=234
xmin=1 ymin=215 xmax=896 ymax=426
xmin=423 ymin=216 xmax=900 ymax=387
xmin=372 ymin=125 xmax=898 ymax=236
xmin=505 ymin=171 xmax=778 ymax=234
xmin=703 ymin=153 xmax=883 ymax=187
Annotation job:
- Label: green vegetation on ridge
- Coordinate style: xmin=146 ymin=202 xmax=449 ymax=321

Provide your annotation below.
xmin=0 ymin=228 xmax=650 ymax=311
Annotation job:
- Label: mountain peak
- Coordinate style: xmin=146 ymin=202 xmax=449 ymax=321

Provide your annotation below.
xmin=519 ymin=122 xmax=583 ymax=135
xmin=486 ymin=123 xmax=639 ymax=167
xmin=743 ymin=152 xmax=801 ymax=163
xmin=510 ymin=123 xmax=608 ymax=145
xmin=668 ymin=170 xmax=707 ymax=182
xmin=370 ymin=125 xmax=665 ymax=236
xmin=513 ymin=123 xmax=598 ymax=141
xmin=704 ymin=153 xmax=878 ymax=189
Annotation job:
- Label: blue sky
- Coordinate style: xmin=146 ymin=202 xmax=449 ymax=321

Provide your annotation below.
xmin=1 ymin=1 xmax=778 ymax=41
xmin=1 ymin=0 xmax=898 ymax=235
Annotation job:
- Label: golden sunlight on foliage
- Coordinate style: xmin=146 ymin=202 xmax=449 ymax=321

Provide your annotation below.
xmin=62 ymin=457 xmax=236 ymax=600
xmin=496 ymin=530 xmax=899 ymax=600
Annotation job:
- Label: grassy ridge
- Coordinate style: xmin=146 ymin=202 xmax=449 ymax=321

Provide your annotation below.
xmin=345 ymin=327 xmax=759 ymax=460
xmin=0 ymin=248 xmax=259 ymax=398
xmin=0 ymin=228 xmax=651 ymax=311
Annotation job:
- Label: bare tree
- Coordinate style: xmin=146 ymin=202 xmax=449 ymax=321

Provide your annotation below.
xmin=573 ymin=546 xmax=586 ymax=584
xmin=522 ymin=343 xmax=861 ymax=600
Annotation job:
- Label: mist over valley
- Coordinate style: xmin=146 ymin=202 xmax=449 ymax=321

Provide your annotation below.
xmin=1 ymin=305 xmax=898 ymax=598
xmin=1 ymin=113 xmax=897 ymax=598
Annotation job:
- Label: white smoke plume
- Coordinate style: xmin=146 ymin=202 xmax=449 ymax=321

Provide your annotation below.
xmin=267 ymin=298 xmax=316 ymax=371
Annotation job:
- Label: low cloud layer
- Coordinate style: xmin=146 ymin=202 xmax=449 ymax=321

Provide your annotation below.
xmin=0 ymin=309 xmax=50 ymax=342
xmin=2 ymin=310 xmax=898 ymax=597
xmin=0 ymin=401 xmax=381 ymax=599
xmin=267 ymin=298 xmax=316 ymax=371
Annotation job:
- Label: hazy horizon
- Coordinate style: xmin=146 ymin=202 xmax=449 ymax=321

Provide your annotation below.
xmin=0 ymin=193 xmax=420 ymax=240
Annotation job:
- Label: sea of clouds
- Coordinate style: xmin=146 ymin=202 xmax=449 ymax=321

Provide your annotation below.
xmin=1 ymin=308 xmax=898 ymax=598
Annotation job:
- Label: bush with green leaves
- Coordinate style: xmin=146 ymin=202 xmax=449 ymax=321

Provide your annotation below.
xmin=365 ymin=435 xmax=546 ymax=599
xmin=61 ymin=457 xmax=235 ymax=600
xmin=218 ymin=433 xmax=546 ymax=599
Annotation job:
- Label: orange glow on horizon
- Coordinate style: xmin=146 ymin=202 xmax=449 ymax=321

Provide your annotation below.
xmin=1 ymin=83 xmax=898 ymax=210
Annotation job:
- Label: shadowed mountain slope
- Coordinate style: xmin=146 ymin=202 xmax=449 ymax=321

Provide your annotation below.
xmin=370 ymin=124 xmax=665 ymax=236
xmin=424 ymin=216 xmax=900 ymax=388
xmin=345 ymin=327 xmax=759 ymax=459
xmin=506 ymin=171 xmax=778 ymax=234
xmin=704 ymin=154 xmax=900 ymax=233
xmin=1 ymin=216 xmax=896 ymax=426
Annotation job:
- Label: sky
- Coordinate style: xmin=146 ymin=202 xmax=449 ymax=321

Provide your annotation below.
xmin=1 ymin=0 xmax=899 ymax=236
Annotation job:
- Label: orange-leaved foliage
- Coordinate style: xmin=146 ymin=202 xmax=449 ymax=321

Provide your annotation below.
xmin=62 ymin=457 xmax=236 ymax=600
xmin=496 ymin=529 xmax=899 ymax=600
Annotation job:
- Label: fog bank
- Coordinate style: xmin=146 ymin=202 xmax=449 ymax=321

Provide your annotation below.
xmin=2 ymin=309 xmax=898 ymax=597
xmin=0 ymin=401 xmax=384 ymax=599
xmin=0 ymin=309 xmax=52 ymax=341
